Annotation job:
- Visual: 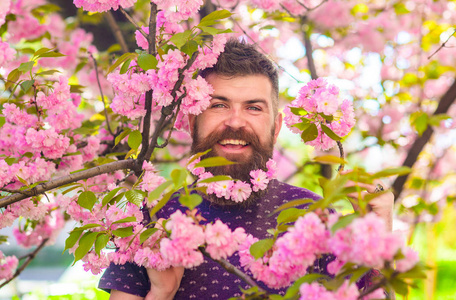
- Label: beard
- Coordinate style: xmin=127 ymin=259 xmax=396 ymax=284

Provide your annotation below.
xmin=191 ymin=122 xmax=275 ymax=207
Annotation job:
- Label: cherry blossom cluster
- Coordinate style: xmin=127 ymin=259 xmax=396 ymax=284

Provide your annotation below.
xmin=0 ymin=39 xmax=15 ymax=66
xmin=189 ymin=158 xmax=277 ymax=203
xmin=0 ymin=251 xmax=18 ymax=281
xmin=239 ymin=212 xmax=418 ymax=293
xmin=299 ymin=280 xmax=384 ymax=300
xmin=283 ymin=78 xmax=356 ymax=151
xmin=73 ymin=0 xmax=136 ymax=12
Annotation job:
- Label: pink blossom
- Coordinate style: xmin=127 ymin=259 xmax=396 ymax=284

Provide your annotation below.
xmin=250 ymin=169 xmax=269 ymax=192
xmin=207 ymin=180 xmax=234 ymax=199
xmin=159 ymin=210 xmax=205 ymax=268
xmin=82 ymin=251 xmax=110 ymax=275
xmin=0 ymin=0 xmax=11 ymax=27
xmin=230 ymin=181 xmax=252 ymax=203
xmin=0 ymin=251 xmax=18 ymax=281
xmin=2 ymin=103 xmax=37 ymax=127
xmin=395 ymin=247 xmax=419 ymax=272
xmin=181 ymin=75 xmax=214 ymax=115
xmin=251 ymin=0 xmax=280 ymax=11
xmin=187 ymin=157 xmax=205 ymax=176
xmin=205 ymin=220 xmax=239 ymax=260
xmin=299 ymin=282 xmax=336 ymax=300
xmin=266 ymin=158 xmax=277 ymax=179
xmin=0 ymin=39 xmax=16 ymax=66
xmin=334 ymin=281 xmax=360 ymax=300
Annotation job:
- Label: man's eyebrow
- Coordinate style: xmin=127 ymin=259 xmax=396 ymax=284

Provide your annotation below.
xmin=211 ymin=95 xmax=268 ymax=106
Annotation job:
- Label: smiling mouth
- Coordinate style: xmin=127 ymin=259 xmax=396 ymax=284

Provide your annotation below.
xmin=218 ymin=139 xmax=249 ymax=148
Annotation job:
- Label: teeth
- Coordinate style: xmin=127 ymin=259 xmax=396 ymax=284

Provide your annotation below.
xmin=219 ymin=139 xmax=248 ymax=146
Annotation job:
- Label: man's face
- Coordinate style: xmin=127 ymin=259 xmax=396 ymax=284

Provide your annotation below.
xmin=189 ymin=74 xmax=282 ymax=181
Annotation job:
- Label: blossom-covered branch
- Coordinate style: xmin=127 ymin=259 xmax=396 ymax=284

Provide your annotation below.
xmin=0 ymin=159 xmax=135 ymax=208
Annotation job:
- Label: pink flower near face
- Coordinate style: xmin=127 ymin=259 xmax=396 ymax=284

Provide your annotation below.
xmin=230 ymin=181 xmax=252 ymax=203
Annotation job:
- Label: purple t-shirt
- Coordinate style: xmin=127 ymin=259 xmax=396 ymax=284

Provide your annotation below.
xmin=98 ymin=180 xmax=330 ymax=298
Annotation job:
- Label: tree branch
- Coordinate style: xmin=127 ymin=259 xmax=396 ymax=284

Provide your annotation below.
xmin=392 ymin=78 xmax=456 ymax=199
xmin=200 ymin=248 xmax=266 ymax=294
xmin=89 ymin=52 xmax=115 ymax=136
xmin=144 ymin=52 xmax=199 ymax=161
xmin=0 ymin=159 xmax=135 ymax=208
xmin=104 ymin=11 xmax=129 ymax=53
xmin=428 ymin=29 xmax=456 ymax=60
xmin=137 ymin=4 xmax=158 ymax=162
xmin=0 ymin=238 xmax=49 ymax=289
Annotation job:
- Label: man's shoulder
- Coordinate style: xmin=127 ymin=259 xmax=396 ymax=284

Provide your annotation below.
xmin=268 ymin=179 xmax=321 ymax=201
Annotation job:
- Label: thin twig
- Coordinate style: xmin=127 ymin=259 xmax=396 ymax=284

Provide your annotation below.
xmin=104 ymin=11 xmax=129 ymax=53
xmin=200 ymin=248 xmax=266 ymax=294
xmin=0 ymin=238 xmax=49 ymax=289
xmin=0 ymin=159 xmax=136 ymax=208
xmin=428 ymin=29 xmax=456 ymax=60
xmin=119 ymin=7 xmax=148 ymax=39
xmin=89 ymin=52 xmax=114 ymax=136
xmin=337 ymin=141 xmax=345 ymax=172
xmin=302 ymin=17 xmax=318 ymax=80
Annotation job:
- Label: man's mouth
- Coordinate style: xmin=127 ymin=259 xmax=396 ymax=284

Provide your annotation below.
xmin=218 ymin=139 xmax=249 ymax=149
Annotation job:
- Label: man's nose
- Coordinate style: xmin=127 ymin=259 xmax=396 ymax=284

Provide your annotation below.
xmin=224 ymin=109 xmax=246 ymax=130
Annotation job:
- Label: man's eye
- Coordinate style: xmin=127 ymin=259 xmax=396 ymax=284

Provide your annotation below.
xmin=248 ymin=106 xmax=261 ymax=111
xmin=211 ymin=103 xmax=225 ymax=108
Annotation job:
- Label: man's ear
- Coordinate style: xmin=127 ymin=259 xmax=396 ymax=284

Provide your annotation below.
xmin=273 ymin=112 xmax=282 ymax=144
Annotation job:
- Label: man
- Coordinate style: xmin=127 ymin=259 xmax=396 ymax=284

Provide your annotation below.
xmin=99 ymin=39 xmax=394 ymax=299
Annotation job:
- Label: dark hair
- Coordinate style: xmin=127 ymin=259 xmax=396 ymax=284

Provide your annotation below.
xmin=200 ymin=38 xmax=279 ymax=115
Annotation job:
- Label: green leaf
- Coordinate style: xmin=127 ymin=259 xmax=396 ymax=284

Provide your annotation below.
xmin=429 ymin=114 xmax=451 ymax=126
xmin=36 ymin=69 xmax=61 ymax=76
xmin=321 ymin=124 xmax=342 ymax=141
xmin=198 ymin=9 xmax=232 ymax=27
xmin=179 ymin=193 xmax=202 ymax=210
xmin=277 ymin=208 xmax=307 ymax=225
xmin=181 ymin=40 xmax=199 ymax=56
xmin=94 ymin=233 xmax=110 ymax=255
xmin=171 ymin=169 xmax=187 ymax=188
xmin=292 ymin=122 xmax=311 ymax=131
xmin=198 ymin=26 xmax=218 ymax=35
xmin=270 ymin=198 xmax=313 ymax=216
xmin=412 ymin=112 xmax=428 ymax=135
xmin=112 ymin=226 xmax=134 ymax=237
xmin=195 ymin=156 xmax=236 ymax=168
xmin=64 ymin=230 xmax=84 ymax=252
xmin=18 ymin=61 xmax=35 ymax=73
xmin=197 ymin=175 xmax=232 ymax=184
xmin=77 ymin=191 xmax=97 ymax=211
xmin=62 ymin=185 xmax=82 ymax=195
xmin=390 ymin=278 xmax=409 ymax=295
xmin=331 ymin=213 xmax=359 ymax=233
xmin=5 ymin=69 xmax=22 ymax=89
xmin=112 ymin=216 xmax=137 ymax=225
xmin=125 ymin=189 xmax=144 ymax=206
xmin=289 ymin=106 xmax=307 ymax=116
xmin=140 ymin=228 xmax=159 ymax=244
xmin=249 ymin=238 xmax=274 ymax=259
xmin=187 ymin=149 xmax=211 ymax=165
xmin=169 ymin=30 xmax=192 ymax=49
xmin=20 ymin=80 xmax=35 ymax=93
xmin=137 ymin=53 xmax=158 ymax=71
xmin=38 ymin=51 xmax=65 ymax=58
xmin=0 ymin=116 xmax=5 ymax=127
xmin=120 ymin=58 xmax=132 ymax=74
xmin=371 ymin=167 xmax=411 ymax=179
xmin=5 ymin=157 xmax=17 ymax=166
xmin=147 ymin=180 xmax=173 ymax=202
xmin=125 ymin=148 xmax=136 ymax=159
xmin=114 ymin=128 xmax=131 ymax=146
xmin=284 ymin=273 xmax=327 ymax=299
xmin=107 ymin=44 xmax=122 ymax=53
xmin=16 ymin=176 xmax=28 ymax=185
xmin=102 ymin=187 xmax=124 ymax=207
xmin=70 ymin=84 xmax=85 ymax=93
xmin=74 ymin=231 xmax=98 ymax=263
xmin=301 ymin=123 xmax=318 ymax=142
xmin=128 ymin=130 xmax=142 ymax=150
xmin=313 ymin=155 xmax=347 ymax=165
xmin=107 ymin=52 xmax=138 ymax=74
xmin=34 ymin=47 xmax=51 ymax=57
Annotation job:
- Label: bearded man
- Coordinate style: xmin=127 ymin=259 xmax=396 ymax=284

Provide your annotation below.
xmin=99 ymin=39 xmax=394 ymax=300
